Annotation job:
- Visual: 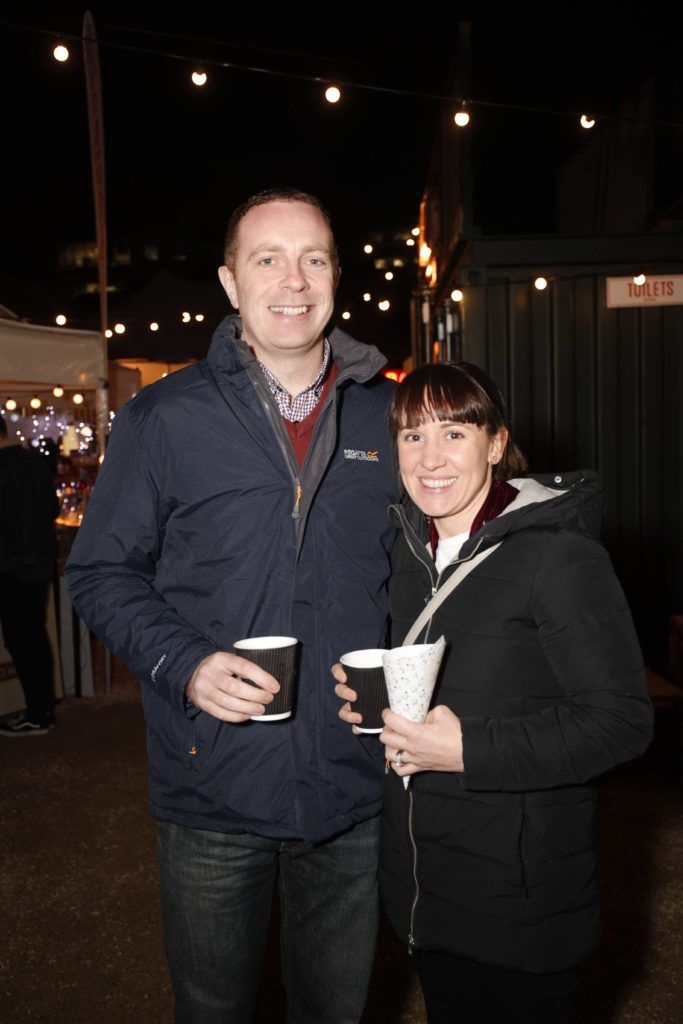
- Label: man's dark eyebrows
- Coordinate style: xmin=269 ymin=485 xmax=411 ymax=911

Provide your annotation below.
xmin=246 ymin=243 xmax=333 ymax=259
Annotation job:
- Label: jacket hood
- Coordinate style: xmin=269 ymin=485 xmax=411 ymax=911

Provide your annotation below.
xmin=391 ymin=470 xmax=607 ymax=556
xmin=206 ymin=315 xmax=387 ymax=385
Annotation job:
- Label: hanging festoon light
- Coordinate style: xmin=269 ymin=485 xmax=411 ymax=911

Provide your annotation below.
xmin=412 ymin=227 xmax=420 ymax=236
xmin=324 ymin=85 xmax=341 ymax=104
xmin=378 ymin=300 xmax=391 ymax=312
xmin=633 ymin=273 xmax=647 ymax=286
xmin=30 ymin=397 xmax=42 ymax=410
xmin=384 ymin=271 xmax=394 ymax=281
xmin=72 ymin=393 xmax=84 ymax=405
xmin=181 ymin=312 xmax=191 ymax=323
xmin=363 ymin=244 xmax=373 ymax=255
xmin=53 ymin=42 xmax=70 ymax=63
xmin=105 ymin=328 xmax=113 ymax=338
xmin=55 ymin=314 xmax=67 ymax=326
xmin=363 ymin=292 xmax=372 ymax=302
xmin=195 ymin=314 xmax=204 ymax=322
xmin=342 ymin=311 xmax=351 ymax=321
xmin=406 ymin=238 xmax=415 ymax=247
xmin=534 ymin=276 xmax=548 ymax=291
xmin=5 ymin=398 xmax=17 ymax=411
xmin=114 ymin=322 xmax=126 ymax=334
xmin=149 ymin=322 xmax=159 ymax=332
xmin=450 ymin=289 xmax=464 ymax=303
xmin=454 ymin=104 xmax=470 ymax=127
xmin=53 ymin=386 xmax=64 ymax=398
xmin=580 ymin=114 xmax=596 ymax=129
xmin=191 ymin=69 xmax=208 ymax=87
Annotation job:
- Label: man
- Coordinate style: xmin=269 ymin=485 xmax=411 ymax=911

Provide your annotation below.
xmin=65 ymin=188 xmax=398 ymax=1023
xmin=0 ymin=416 xmax=58 ymax=736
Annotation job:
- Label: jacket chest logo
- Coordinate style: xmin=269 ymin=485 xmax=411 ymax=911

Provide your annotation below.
xmin=344 ymin=449 xmax=379 ymax=462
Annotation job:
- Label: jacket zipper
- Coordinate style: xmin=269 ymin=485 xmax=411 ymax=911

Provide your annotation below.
xmin=407 ymin=785 xmax=419 ymax=953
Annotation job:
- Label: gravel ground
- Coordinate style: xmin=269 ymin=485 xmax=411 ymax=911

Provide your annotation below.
xmin=1 ymin=664 xmax=681 ymax=1024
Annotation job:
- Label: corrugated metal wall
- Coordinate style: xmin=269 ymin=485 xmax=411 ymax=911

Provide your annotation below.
xmin=462 ymin=276 xmax=683 ymax=664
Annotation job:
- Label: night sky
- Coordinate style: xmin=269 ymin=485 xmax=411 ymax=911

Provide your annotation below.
xmin=1 ymin=4 xmax=681 ymax=363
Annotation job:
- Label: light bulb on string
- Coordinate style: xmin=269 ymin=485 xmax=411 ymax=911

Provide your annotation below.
xmin=53 ymin=43 xmax=69 ymax=63
xmin=149 ymin=322 xmax=159 ymax=332
xmin=55 ymin=314 xmax=67 ymax=326
xmin=181 ymin=312 xmax=191 ymax=323
xmin=192 ymin=69 xmax=207 ymax=87
xmin=363 ymin=293 xmax=371 ymax=302
xmin=72 ymin=393 xmax=84 ymax=405
xmin=342 ymin=311 xmax=351 ymax=321
xmin=195 ymin=314 xmax=204 ymax=322
xmin=454 ymin=105 xmax=470 ymax=127
xmin=105 ymin=329 xmax=113 ymax=338
xmin=363 ymin=244 xmax=373 ymax=254
xmin=53 ymin=386 xmax=64 ymax=398
xmin=114 ymin=323 xmax=126 ymax=334
xmin=384 ymin=271 xmax=394 ymax=281
xmin=633 ymin=273 xmax=646 ymax=286
xmin=411 ymin=228 xmax=420 ymax=236
xmin=325 ymin=85 xmax=341 ymax=104
xmin=534 ymin=276 xmax=548 ymax=291
xmin=378 ymin=300 xmax=390 ymax=312
xmin=30 ymin=397 xmax=42 ymax=410
xmin=5 ymin=399 xmax=17 ymax=411
xmin=580 ymin=114 xmax=596 ymax=129
xmin=451 ymin=289 xmax=463 ymax=302
xmin=406 ymin=238 xmax=415 ymax=247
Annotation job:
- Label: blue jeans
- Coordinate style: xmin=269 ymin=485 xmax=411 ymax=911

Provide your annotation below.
xmin=156 ymin=816 xmax=381 ymax=1024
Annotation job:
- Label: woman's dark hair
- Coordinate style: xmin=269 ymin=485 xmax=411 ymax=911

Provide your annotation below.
xmin=389 ymin=361 xmax=527 ymax=481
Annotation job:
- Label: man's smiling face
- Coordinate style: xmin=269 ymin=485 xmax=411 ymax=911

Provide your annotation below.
xmin=218 ymin=201 xmax=338 ymax=367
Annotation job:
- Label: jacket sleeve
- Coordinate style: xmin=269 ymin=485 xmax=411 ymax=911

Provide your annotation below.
xmin=459 ymin=531 xmax=654 ymax=791
xmin=64 ymin=404 xmax=218 ymax=714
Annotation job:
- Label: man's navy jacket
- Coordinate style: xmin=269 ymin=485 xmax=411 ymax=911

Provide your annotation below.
xmin=65 ymin=317 xmax=398 ymax=841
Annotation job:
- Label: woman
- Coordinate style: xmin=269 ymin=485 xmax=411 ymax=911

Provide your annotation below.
xmin=335 ymin=362 xmax=652 ymax=1024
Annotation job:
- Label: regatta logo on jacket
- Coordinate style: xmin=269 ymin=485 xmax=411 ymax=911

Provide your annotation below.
xmin=344 ymin=449 xmax=379 ymax=462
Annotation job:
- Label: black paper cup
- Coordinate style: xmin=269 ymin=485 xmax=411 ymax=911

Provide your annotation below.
xmin=339 ymin=648 xmax=388 ymax=733
xmin=233 ymin=636 xmax=298 ymax=721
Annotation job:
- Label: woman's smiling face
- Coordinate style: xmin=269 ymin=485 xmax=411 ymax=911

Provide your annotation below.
xmin=397 ymin=414 xmax=507 ymax=538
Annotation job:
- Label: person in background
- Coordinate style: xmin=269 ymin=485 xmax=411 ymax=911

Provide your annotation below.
xmin=336 ymin=361 xmax=652 ymax=1024
xmin=0 ymin=416 xmax=59 ymax=736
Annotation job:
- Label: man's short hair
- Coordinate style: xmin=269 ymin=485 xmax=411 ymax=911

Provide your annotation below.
xmin=223 ymin=187 xmax=340 ymax=275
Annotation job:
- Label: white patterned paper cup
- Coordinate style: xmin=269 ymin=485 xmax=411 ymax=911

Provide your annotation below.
xmin=382 ymin=637 xmax=446 ymax=723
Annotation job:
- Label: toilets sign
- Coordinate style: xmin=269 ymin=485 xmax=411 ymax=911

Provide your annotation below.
xmin=606 ymin=275 xmax=683 ymax=308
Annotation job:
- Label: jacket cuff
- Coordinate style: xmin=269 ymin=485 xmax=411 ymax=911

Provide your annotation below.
xmin=459 ymin=716 xmax=502 ymax=791
xmin=149 ymin=638 xmax=219 ymax=717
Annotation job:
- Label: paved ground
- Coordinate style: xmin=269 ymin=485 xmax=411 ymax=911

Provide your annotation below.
xmin=1 ymin=663 xmax=681 ymax=1023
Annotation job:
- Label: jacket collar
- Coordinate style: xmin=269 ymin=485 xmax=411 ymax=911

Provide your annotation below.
xmin=206 ymin=315 xmax=387 ymax=386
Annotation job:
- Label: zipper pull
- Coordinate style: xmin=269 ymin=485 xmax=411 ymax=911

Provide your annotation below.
xmin=291 ymin=482 xmax=302 ymax=519
xmin=408 ymin=933 xmax=415 ymax=955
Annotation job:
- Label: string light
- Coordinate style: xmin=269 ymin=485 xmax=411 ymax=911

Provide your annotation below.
xmin=325 ymin=85 xmax=341 ymax=104
xmin=378 ymin=300 xmax=390 ymax=311
xmin=633 ymin=273 xmax=646 ymax=286
xmin=55 ymin=314 xmax=67 ymax=326
xmin=181 ymin=312 xmax=191 ymax=323
xmin=385 ymin=271 xmax=394 ymax=281
xmin=5 ymin=399 xmax=17 ymax=411
xmin=454 ymin=106 xmax=470 ymax=127
xmin=406 ymin=238 xmax=415 ymax=247
xmin=191 ymin=69 xmax=207 ymax=87
xmin=114 ymin=322 xmax=126 ymax=334
xmin=534 ymin=277 xmax=548 ymax=291
xmin=149 ymin=322 xmax=159 ymax=331
xmin=195 ymin=313 xmax=204 ymax=322
xmin=72 ymin=393 xmax=84 ymax=405
xmin=412 ymin=228 xmax=420 ymax=236
xmin=104 ymin=328 xmax=113 ymax=338
xmin=53 ymin=43 xmax=69 ymax=63
xmin=363 ymin=244 xmax=373 ymax=254
xmin=53 ymin=386 xmax=64 ymax=398
xmin=580 ymin=114 xmax=596 ymax=129
xmin=450 ymin=289 xmax=463 ymax=302
xmin=29 ymin=396 xmax=41 ymax=410
xmin=342 ymin=311 xmax=351 ymax=320
xmin=363 ymin=293 xmax=371 ymax=302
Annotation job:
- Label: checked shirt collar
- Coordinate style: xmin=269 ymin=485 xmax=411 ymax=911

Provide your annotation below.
xmin=257 ymin=338 xmax=331 ymax=423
